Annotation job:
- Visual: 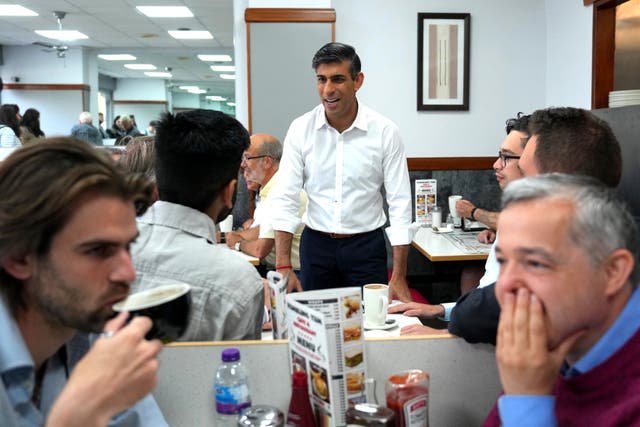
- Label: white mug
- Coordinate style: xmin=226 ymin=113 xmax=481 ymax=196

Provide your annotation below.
xmin=218 ymin=214 xmax=233 ymax=232
xmin=363 ymin=284 xmax=389 ymax=327
xmin=448 ymin=195 xmax=462 ymax=219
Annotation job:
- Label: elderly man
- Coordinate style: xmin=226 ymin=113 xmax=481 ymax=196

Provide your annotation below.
xmin=0 ymin=138 xmax=166 ymax=426
xmin=224 ymin=133 xmax=306 ymax=272
xmin=131 ymin=109 xmax=264 ymax=341
xmin=483 ymin=173 xmax=640 ymax=426
xmin=270 ymin=42 xmax=413 ymax=300
xmin=70 ymin=111 xmax=103 ymax=145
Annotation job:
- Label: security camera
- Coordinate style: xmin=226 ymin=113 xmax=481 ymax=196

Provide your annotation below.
xmin=165 ymin=67 xmax=172 ymax=72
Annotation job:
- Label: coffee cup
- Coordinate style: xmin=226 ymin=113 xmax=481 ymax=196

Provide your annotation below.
xmin=218 ymin=214 xmax=233 ymax=232
xmin=363 ymin=284 xmax=389 ymax=327
xmin=113 ymin=282 xmax=191 ymax=343
xmin=448 ymin=195 xmax=463 ymax=227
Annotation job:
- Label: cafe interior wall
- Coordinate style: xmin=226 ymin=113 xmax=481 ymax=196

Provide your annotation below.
xmin=329 ymin=0 xmax=592 ymax=157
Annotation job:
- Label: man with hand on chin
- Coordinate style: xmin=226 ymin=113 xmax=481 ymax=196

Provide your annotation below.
xmin=483 ymin=174 xmax=640 ymax=426
xmin=270 ymin=42 xmax=413 ymax=301
xmin=0 ymin=139 xmax=166 ymax=427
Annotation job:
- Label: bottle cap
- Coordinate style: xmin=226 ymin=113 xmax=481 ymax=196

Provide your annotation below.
xmin=291 ymin=371 xmax=308 ymax=388
xmin=221 ymin=347 xmax=240 ymax=362
xmin=238 ymin=405 xmax=285 ymax=426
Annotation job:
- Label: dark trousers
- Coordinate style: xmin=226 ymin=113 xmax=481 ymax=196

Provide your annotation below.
xmin=299 ymin=227 xmax=388 ymax=290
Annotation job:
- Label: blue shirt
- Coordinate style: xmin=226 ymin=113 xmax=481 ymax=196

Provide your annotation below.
xmin=498 ymin=287 xmax=640 ymax=426
xmin=0 ymin=296 xmax=168 ymax=427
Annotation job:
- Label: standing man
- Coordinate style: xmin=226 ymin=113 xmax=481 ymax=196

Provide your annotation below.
xmin=70 ymin=112 xmax=103 ymax=146
xmin=484 ymin=174 xmax=640 ymax=426
xmin=97 ymin=112 xmax=108 ymax=139
xmin=0 ymin=138 xmax=166 ymax=426
xmin=270 ymin=42 xmax=413 ymax=301
xmin=131 ymin=109 xmax=265 ymax=341
xmin=224 ymin=133 xmax=307 ymax=272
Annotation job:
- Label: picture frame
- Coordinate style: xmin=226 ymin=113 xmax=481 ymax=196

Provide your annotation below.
xmin=417 ymin=13 xmax=470 ymax=111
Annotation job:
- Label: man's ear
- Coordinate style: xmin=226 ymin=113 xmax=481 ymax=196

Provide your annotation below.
xmin=354 ymin=72 xmax=364 ymax=91
xmin=1 ymin=253 xmax=35 ymax=281
xmin=602 ymin=248 xmax=635 ymax=297
xmin=222 ymin=179 xmax=238 ymax=209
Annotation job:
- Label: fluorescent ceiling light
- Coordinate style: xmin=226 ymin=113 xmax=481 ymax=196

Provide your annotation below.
xmin=227 ymin=102 xmax=236 ymax=107
xmin=188 ymin=88 xmax=207 ymax=94
xmin=98 ymin=54 xmax=137 ymax=61
xmin=124 ymin=63 xmax=156 ymax=70
xmin=136 ymin=6 xmax=193 ymax=18
xmin=145 ymin=71 xmax=172 ymax=78
xmin=198 ymin=54 xmax=232 ymax=62
xmin=206 ymin=95 xmax=227 ymax=101
xmin=220 ymin=74 xmax=235 ymax=80
xmin=168 ymin=30 xmax=212 ymax=40
xmin=179 ymin=85 xmax=199 ymax=90
xmin=35 ymin=30 xmax=88 ymax=41
xmin=210 ymin=65 xmax=235 ymax=72
xmin=0 ymin=5 xmax=37 ymax=16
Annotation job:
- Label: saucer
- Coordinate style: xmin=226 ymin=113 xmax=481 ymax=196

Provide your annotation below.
xmin=432 ymin=226 xmax=453 ymax=234
xmin=363 ymin=318 xmax=398 ymax=330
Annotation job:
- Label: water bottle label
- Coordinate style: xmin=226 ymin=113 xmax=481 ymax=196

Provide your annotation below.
xmin=215 ymin=384 xmax=251 ymax=414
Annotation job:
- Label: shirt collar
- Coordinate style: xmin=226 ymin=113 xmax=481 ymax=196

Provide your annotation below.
xmin=0 ymin=295 xmax=34 ymax=376
xmin=564 ymin=286 xmax=640 ymax=377
xmin=313 ymin=99 xmax=369 ymax=133
xmin=138 ymin=201 xmax=217 ymax=241
xmin=259 ymin=170 xmax=278 ymax=199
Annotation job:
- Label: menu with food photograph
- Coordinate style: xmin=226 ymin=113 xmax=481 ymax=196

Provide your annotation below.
xmin=286 ymin=287 xmax=367 ymax=427
xmin=415 ymin=179 xmax=437 ymax=226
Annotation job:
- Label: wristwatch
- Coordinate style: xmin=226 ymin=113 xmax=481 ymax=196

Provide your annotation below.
xmin=234 ymin=241 xmax=241 ymax=251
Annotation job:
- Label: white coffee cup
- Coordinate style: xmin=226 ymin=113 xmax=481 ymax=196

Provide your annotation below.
xmin=448 ymin=195 xmax=462 ymax=218
xmin=218 ymin=214 xmax=233 ymax=232
xmin=363 ymin=284 xmax=389 ymax=327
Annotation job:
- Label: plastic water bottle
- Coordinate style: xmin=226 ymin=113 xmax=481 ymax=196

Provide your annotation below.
xmin=214 ymin=348 xmax=252 ymax=426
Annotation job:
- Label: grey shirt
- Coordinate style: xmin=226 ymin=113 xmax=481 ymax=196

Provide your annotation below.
xmin=131 ymin=201 xmax=264 ymax=341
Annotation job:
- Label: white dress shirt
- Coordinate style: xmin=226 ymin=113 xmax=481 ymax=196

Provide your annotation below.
xmin=270 ymin=101 xmax=413 ymax=246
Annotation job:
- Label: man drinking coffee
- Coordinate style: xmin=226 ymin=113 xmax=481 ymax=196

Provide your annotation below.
xmin=0 ymin=138 xmax=167 ymax=426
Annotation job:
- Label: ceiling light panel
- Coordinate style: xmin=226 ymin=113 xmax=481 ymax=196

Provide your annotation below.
xmin=198 ymin=54 xmax=232 ymax=62
xmin=136 ymin=6 xmax=193 ymax=18
xmin=35 ymin=30 xmax=88 ymax=41
xmin=0 ymin=5 xmax=37 ymax=16
xmin=210 ymin=65 xmax=235 ymax=72
xmin=219 ymin=74 xmax=235 ymax=80
xmin=99 ymin=54 xmax=137 ymax=61
xmin=145 ymin=71 xmax=172 ymax=78
xmin=168 ymin=30 xmax=213 ymax=40
xmin=206 ymin=95 xmax=226 ymax=101
xmin=124 ymin=64 xmax=156 ymax=70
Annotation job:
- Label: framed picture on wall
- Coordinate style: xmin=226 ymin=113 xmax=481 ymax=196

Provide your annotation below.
xmin=417 ymin=13 xmax=470 ymax=111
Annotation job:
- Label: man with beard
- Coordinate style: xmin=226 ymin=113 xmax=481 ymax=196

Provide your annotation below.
xmin=0 ymin=138 xmax=166 ymax=426
xmin=131 ymin=109 xmax=264 ymax=341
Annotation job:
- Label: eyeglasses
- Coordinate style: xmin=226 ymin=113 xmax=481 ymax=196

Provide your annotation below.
xmin=241 ymin=154 xmax=270 ymax=163
xmin=497 ymin=151 xmax=521 ymax=168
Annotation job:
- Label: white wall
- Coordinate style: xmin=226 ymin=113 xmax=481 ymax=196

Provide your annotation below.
xmin=113 ymin=78 xmax=167 ymax=101
xmin=0 ymin=45 xmax=84 ymax=84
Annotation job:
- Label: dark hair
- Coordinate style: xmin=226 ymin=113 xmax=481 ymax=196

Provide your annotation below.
xmin=20 ymin=108 xmax=45 ymax=138
xmin=0 ymin=137 xmax=154 ymax=313
xmin=528 ymin=107 xmax=621 ymax=188
xmin=505 ymin=112 xmax=530 ymax=135
xmin=154 ymin=109 xmax=249 ymax=211
xmin=312 ymin=42 xmax=361 ymax=80
xmin=0 ymin=104 xmax=21 ymax=136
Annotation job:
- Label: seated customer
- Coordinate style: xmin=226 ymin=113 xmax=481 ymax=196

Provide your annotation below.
xmin=448 ymin=106 xmax=623 ymax=345
xmin=0 ymin=138 xmax=165 ymax=426
xmin=389 ymin=113 xmax=530 ymax=333
xmin=224 ymin=133 xmax=306 ymax=273
xmin=483 ymin=173 xmax=640 ymax=426
xmin=131 ymin=109 xmax=264 ymax=341
xmin=70 ymin=111 xmax=103 ymax=146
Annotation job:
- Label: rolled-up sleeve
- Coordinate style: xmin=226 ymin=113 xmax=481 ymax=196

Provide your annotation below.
xmin=382 ymin=125 xmax=413 ymax=246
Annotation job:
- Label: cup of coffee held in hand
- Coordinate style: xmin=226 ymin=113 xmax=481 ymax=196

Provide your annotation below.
xmin=363 ymin=284 xmax=389 ymax=327
xmin=113 ymin=282 xmax=191 ymax=343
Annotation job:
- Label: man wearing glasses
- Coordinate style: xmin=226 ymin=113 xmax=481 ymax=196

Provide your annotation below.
xmin=390 ymin=113 xmax=530 ymax=330
xmin=223 ymin=134 xmax=307 ymax=273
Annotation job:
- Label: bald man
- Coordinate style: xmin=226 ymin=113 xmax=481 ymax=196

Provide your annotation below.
xmin=224 ymin=134 xmax=307 ymax=272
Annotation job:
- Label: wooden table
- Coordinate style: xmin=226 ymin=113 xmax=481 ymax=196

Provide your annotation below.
xmin=412 ymin=227 xmax=491 ymax=262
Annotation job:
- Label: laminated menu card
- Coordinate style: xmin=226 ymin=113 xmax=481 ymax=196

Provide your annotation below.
xmin=267 ymin=270 xmax=289 ymax=339
xmin=286 ymin=287 xmax=367 ymax=427
xmin=415 ymin=179 xmax=437 ymax=226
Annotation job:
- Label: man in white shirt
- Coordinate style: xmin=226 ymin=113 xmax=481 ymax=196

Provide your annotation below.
xmin=224 ymin=133 xmax=306 ymax=271
xmin=270 ymin=42 xmax=413 ymax=301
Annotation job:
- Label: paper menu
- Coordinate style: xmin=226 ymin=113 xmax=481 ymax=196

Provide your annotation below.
xmin=267 ymin=271 xmax=289 ymax=339
xmin=286 ymin=287 xmax=367 ymax=427
xmin=415 ymin=179 xmax=437 ymax=226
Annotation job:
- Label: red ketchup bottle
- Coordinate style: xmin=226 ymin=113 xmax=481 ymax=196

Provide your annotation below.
xmin=385 ymin=370 xmax=429 ymax=427
xmin=286 ymin=371 xmax=317 ymax=427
